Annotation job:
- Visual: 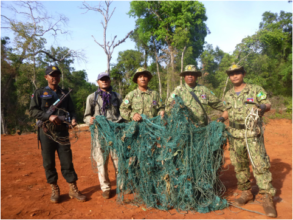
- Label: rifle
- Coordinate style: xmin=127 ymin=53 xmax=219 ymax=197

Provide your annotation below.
xmin=36 ymin=89 xmax=73 ymax=128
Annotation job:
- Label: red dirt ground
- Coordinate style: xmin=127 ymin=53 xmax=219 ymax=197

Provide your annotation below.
xmin=1 ymin=119 xmax=292 ymax=219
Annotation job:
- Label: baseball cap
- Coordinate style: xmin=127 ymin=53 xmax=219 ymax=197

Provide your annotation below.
xmin=45 ymin=65 xmax=61 ymax=75
xmin=97 ymin=72 xmax=110 ymax=81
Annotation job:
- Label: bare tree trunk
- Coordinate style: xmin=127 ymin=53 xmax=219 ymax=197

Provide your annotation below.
xmin=180 ymin=46 xmax=187 ymax=86
xmin=118 ymin=81 xmax=122 ymax=96
xmin=144 ymin=49 xmax=148 ymax=68
xmin=222 ymin=77 xmax=229 ymax=100
xmin=166 ymin=66 xmax=170 ymax=98
xmin=1 ymin=110 xmax=7 ymax=134
xmin=82 ymin=1 xmax=132 ymax=75
xmin=169 ymin=48 xmax=175 ymax=93
xmin=107 ymin=54 xmax=111 ymax=73
xmin=32 ymin=55 xmax=37 ymax=90
xmin=156 ymin=60 xmax=162 ymax=99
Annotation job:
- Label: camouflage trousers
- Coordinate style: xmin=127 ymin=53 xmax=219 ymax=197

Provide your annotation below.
xmin=229 ymin=136 xmax=276 ymax=196
xmin=92 ymin=133 xmax=120 ymax=192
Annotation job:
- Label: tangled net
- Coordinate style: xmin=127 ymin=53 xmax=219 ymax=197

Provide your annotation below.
xmin=90 ymin=96 xmax=229 ymax=213
xmin=41 ymin=108 xmax=79 ymax=145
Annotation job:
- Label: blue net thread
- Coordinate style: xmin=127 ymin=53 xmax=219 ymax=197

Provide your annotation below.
xmin=90 ymin=96 xmax=229 ymax=213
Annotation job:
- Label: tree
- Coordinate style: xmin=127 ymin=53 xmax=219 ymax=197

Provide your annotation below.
xmin=1 ymin=37 xmax=16 ymax=134
xmin=115 ymin=49 xmax=144 ymax=95
xmin=81 ymin=1 xmax=133 ymax=73
xmin=129 ymin=1 xmax=209 ymax=95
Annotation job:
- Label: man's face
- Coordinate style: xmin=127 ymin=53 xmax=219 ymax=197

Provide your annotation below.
xmin=228 ymin=71 xmax=245 ymax=84
xmin=45 ymin=72 xmax=60 ymax=86
xmin=184 ymin=73 xmax=198 ymax=86
xmin=137 ymin=73 xmax=150 ymax=87
xmin=97 ymin=76 xmax=111 ymax=89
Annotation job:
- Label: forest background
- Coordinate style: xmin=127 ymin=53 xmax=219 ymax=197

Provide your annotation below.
xmin=1 ymin=1 xmax=292 ymax=134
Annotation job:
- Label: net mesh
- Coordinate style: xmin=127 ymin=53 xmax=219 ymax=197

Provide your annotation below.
xmin=90 ymin=96 xmax=228 ymax=213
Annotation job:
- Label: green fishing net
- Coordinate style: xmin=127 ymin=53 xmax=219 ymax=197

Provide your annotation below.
xmin=90 ymin=96 xmax=229 ymax=213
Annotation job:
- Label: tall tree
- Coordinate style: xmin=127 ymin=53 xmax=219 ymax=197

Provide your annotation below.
xmin=81 ymin=1 xmax=133 ymax=73
xmin=129 ymin=1 xmax=209 ymax=94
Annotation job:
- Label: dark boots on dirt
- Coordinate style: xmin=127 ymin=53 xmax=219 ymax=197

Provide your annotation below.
xmin=262 ymin=194 xmax=277 ymax=218
xmin=68 ymin=182 xmax=86 ymax=202
xmin=233 ymin=190 xmax=254 ymax=206
xmin=50 ymin=183 xmax=60 ymax=203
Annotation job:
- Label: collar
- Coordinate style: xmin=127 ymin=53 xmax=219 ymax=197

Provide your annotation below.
xmin=45 ymin=86 xmax=63 ymax=93
xmin=98 ymin=86 xmax=112 ymax=94
xmin=231 ymin=83 xmax=250 ymax=97
xmin=184 ymin=83 xmax=198 ymax=92
xmin=136 ymin=87 xmax=152 ymax=94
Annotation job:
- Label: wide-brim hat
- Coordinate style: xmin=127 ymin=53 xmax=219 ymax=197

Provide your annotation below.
xmin=132 ymin=67 xmax=153 ymax=83
xmin=226 ymin=64 xmax=245 ymax=74
xmin=180 ymin=65 xmax=202 ymax=77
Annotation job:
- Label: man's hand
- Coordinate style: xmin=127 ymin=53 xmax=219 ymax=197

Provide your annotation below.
xmin=89 ymin=116 xmax=95 ymax=125
xmin=71 ymin=119 xmax=77 ymax=127
xmin=133 ymin=113 xmax=142 ymax=122
xmin=159 ymin=111 xmax=165 ymax=119
xmin=49 ymin=115 xmax=62 ymax=125
xmin=217 ymin=117 xmax=225 ymax=123
xmin=256 ymin=104 xmax=266 ymax=116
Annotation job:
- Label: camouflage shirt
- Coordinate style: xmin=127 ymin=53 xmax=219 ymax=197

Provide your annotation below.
xmin=166 ymin=83 xmax=226 ymax=126
xmin=120 ymin=87 xmax=164 ymax=121
xmin=224 ymin=83 xmax=271 ymax=138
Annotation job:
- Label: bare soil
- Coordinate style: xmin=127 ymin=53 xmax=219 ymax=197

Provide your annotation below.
xmin=1 ymin=119 xmax=292 ymax=219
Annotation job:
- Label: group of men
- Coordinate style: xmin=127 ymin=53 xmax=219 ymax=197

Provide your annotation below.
xmin=29 ymin=63 xmax=277 ymax=218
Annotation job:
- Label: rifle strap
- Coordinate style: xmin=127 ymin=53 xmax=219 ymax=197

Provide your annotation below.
xmin=187 ymin=86 xmax=209 ymax=125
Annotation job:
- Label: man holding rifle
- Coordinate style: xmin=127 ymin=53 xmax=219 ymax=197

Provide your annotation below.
xmin=29 ymin=65 xmax=86 ymax=203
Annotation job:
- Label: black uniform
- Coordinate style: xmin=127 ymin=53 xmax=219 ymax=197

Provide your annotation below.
xmin=29 ymin=86 xmax=78 ymax=184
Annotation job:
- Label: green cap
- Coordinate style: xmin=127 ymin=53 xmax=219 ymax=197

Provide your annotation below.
xmin=226 ymin=63 xmax=245 ymax=74
xmin=132 ymin=67 xmax=153 ymax=83
xmin=180 ymin=65 xmax=202 ymax=77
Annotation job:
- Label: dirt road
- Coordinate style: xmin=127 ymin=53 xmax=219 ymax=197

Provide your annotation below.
xmin=1 ymin=119 xmax=292 ymax=219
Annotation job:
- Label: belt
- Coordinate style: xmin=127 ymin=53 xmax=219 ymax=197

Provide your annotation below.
xmin=229 ymin=121 xmax=246 ymax=130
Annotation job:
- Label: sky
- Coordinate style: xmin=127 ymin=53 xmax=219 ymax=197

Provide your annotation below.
xmin=1 ymin=1 xmax=292 ymax=84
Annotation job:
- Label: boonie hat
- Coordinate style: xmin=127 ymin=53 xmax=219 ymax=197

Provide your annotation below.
xmin=132 ymin=67 xmax=153 ymax=83
xmin=226 ymin=63 xmax=246 ymax=74
xmin=180 ymin=65 xmax=202 ymax=77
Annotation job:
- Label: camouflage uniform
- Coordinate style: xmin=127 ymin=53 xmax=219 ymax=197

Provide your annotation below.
xmin=84 ymin=74 xmax=123 ymax=192
xmin=224 ymin=64 xmax=276 ymax=196
xmin=120 ymin=67 xmax=164 ymax=121
xmin=166 ymin=65 xmax=226 ymax=126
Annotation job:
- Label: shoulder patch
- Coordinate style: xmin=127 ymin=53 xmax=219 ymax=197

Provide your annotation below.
xmin=31 ymin=94 xmax=34 ymax=99
xmin=257 ymin=91 xmax=267 ymax=100
xmin=223 ymin=101 xmax=226 ymax=105
xmin=40 ymin=91 xmax=52 ymax=98
xmin=210 ymin=91 xmax=215 ymax=95
xmin=171 ymin=94 xmax=176 ymax=98
xmin=124 ymin=99 xmax=129 ymax=104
